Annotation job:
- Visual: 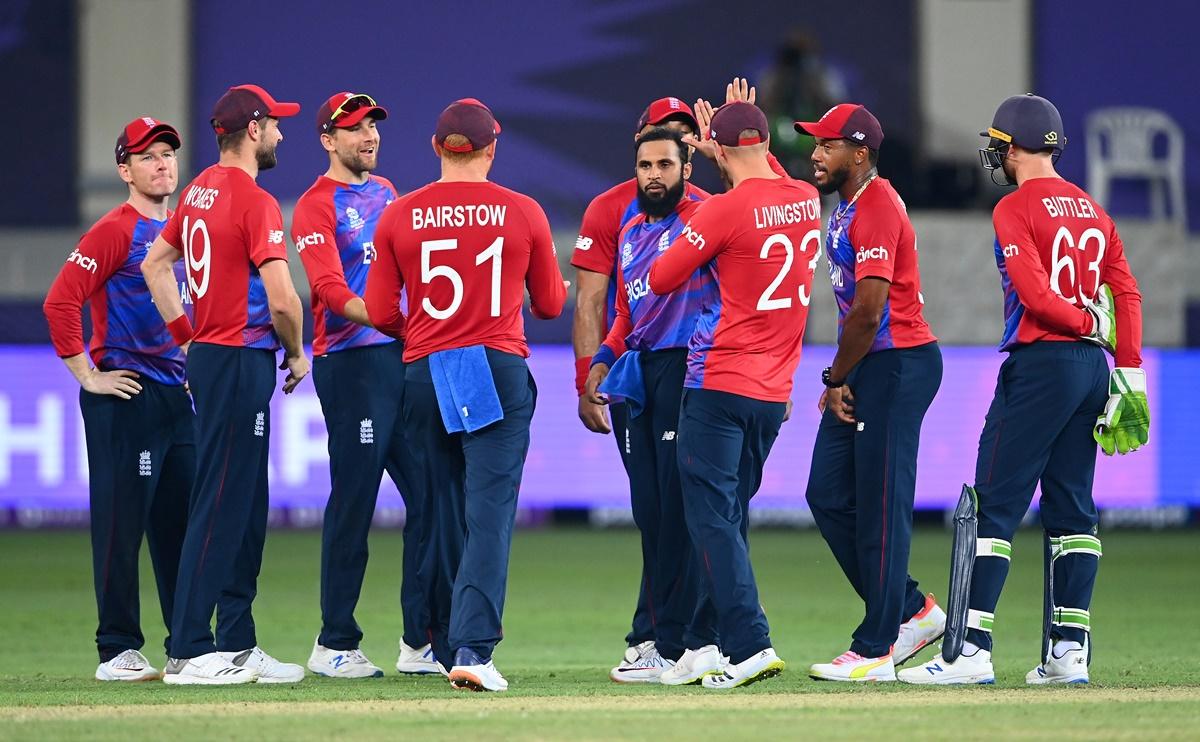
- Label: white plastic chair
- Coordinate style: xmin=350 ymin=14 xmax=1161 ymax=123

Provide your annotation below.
xmin=1086 ymin=107 xmax=1186 ymax=233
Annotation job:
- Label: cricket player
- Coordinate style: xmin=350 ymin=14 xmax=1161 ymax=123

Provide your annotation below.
xmin=142 ymin=84 xmax=310 ymax=685
xmin=293 ymin=92 xmax=437 ymax=679
xmin=571 ymin=96 xmax=708 ymax=672
xmin=43 ymin=117 xmax=191 ymax=682
xmin=900 ymin=94 xmax=1144 ymax=685
xmin=365 ymin=98 xmax=567 ymax=691
xmin=649 ymin=101 xmax=821 ymax=689
xmin=583 ymin=127 xmax=712 ymax=684
xmin=797 ymin=105 xmax=946 ymax=682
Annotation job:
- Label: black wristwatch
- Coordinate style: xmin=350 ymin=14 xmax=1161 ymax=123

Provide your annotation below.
xmin=822 ymin=366 xmax=846 ymax=388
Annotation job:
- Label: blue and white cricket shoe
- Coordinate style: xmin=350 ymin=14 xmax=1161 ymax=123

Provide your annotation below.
xmin=897 ymin=648 xmax=995 ymax=685
xmin=396 ymin=640 xmax=447 ymax=676
xmin=448 ymin=647 xmax=508 ymax=692
xmin=1026 ymin=640 xmax=1089 ymax=684
xmin=307 ymin=639 xmax=384 ymax=679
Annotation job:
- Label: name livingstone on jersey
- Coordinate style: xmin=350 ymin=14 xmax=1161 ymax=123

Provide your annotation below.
xmin=754 ymin=198 xmax=822 ymax=230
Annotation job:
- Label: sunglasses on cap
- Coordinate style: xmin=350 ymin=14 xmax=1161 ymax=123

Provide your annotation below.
xmin=330 ymin=93 xmax=377 ymax=123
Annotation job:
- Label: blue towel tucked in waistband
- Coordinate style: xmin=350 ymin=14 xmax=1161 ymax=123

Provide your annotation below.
xmin=428 ymin=345 xmax=504 ymax=434
xmin=598 ymin=350 xmax=646 ymax=418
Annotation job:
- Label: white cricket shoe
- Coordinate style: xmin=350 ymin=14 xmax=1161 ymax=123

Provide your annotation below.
xmin=219 ymin=646 xmax=305 ymax=684
xmin=702 ymin=647 xmax=785 ymax=689
xmin=95 ymin=649 xmax=160 ymax=681
xmin=897 ymin=648 xmax=995 ymax=685
xmin=893 ymin=593 xmax=947 ymax=666
xmin=396 ymin=640 xmax=447 ymax=675
xmin=448 ymin=648 xmax=508 ymax=692
xmin=809 ymin=650 xmax=896 ymax=682
xmin=162 ymin=652 xmax=257 ymax=685
xmin=609 ymin=643 xmax=674 ymax=683
xmin=307 ymin=639 xmax=383 ymax=679
xmin=616 ymin=640 xmax=656 ymax=671
xmin=1026 ymin=640 xmax=1089 ymax=684
xmin=660 ymin=645 xmax=727 ymax=686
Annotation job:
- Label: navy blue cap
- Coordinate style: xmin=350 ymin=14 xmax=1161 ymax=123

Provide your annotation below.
xmin=981 ymin=93 xmax=1066 ymax=153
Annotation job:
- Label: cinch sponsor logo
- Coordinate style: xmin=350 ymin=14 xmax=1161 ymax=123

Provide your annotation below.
xmin=294 ymin=232 xmax=326 ymax=251
xmin=681 ymin=224 xmax=706 ymax=251
xmin=856 ymin=245 xmax=889 ymax=264
xmin=66 ymin=249 xmax=97 ymax=273
xmin=1003 ymin=243 xmax=1019 ymax=258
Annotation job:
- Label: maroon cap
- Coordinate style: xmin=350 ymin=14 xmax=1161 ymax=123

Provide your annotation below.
xmin=210 ymin=84 xmax=300 ymax=135
xmin=435 ymin=98 xmax=501 ymax=153
xmin=708 ymin=102 xmax=770 ymax=147
xmin=795 ymin=103 xmax=883 ymax=150
xmin=317 ymin=92 xmax=388 ymax=135
xmin=115 ymin=116 xmax=181 ymax=164
xmin=636 ymin=97 xmax=699 ymax=133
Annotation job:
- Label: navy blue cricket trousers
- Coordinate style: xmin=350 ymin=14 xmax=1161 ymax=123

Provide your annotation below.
xmin=624 ymin=349 xmax=702 ymax=661
xmin=403 ymin=348 xmax=536 ymax=668
xmin=677 ymin=387 xmax=787 ymax=665
xmin=806 ymin=342 xmax=942 ymax=658
xmin=611 ymin=401 xmax=655 ymax=648
xmin=313 ymin=341 xmax=429 ymax=650
xmin=169 ymin=344 xmax=274 ymax=659
xmin=967 ymin=341 xmax=1109 ymax=650
xmin=80 ymin=379 xmax=193 ymax=662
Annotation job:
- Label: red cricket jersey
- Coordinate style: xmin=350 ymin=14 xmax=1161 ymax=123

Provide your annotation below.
xmin=365 ymin=180 xmax=567 ymax=362
xmin=824 ymin=177 xmax=937 ymax=352
xmin=649 ymin=176 xmax=823 ymax=402
xmin=992 ymin=177 xmax=1142 ymax=367
xmin=292 ymin=174 xmax=398 ymax=356
xmin=160 ymin=165 xmax=289 ymax=350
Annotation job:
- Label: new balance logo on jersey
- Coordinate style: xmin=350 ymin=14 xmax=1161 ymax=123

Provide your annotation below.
xmin=295 ymin=232 xmax=326 ymax=251
xmin=661 ymin=431 xmax=676 ymax=441
xmin=346 ymin=207 xmax=365 ymax=230
xmin=268 ymin=230 xmax=284 ymax=244
xmin=856 ymin=245 xmax=890 ymax=264
xmin=574 ymin=235 xmax=593 ymax=252
xmin=681 ymin=224 xmax=706 ymax=251
xmin=138 ymin=451 xmax=151 ymax=477
xmin=360 ymin=418 xmax=374 ymax=444
xmin=254 ymin=412 xmax=265 ymax=437
xmin=1003 ymin=243 xmax=1020 ymax=258
xmin=66 ymin=249 xmax=97 ymax=273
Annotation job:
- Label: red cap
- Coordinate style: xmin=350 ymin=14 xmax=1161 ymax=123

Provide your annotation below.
xmin=636 ymin=97 xmax=698 ymax=133
xmin=115 ymin=116 xmax=181 ymax=164
xmin=210 ymin=84 xmax=300 ymax=135
xmin=435 ymin=98 xmax=501 ymax=153
xmin=795 ymin=103 xmax=884 ymax=150
xmin=708 ymin=102 xmax=770 ymax=147
xmin=317 ymin=92 xmax=388 ymax=135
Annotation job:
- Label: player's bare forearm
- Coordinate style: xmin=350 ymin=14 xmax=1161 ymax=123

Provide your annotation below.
xmin=829 ymin=278 xmax=888 ymax=381
xmin=572 ymin=268 xmax=608 ymax=358
xmin=141 ymin=237 xmax=185 ymax=323
xmin=341 ymin=297 xmax=374 ymax=328
xmin=271 ymin=294 xmax=305 ymax=359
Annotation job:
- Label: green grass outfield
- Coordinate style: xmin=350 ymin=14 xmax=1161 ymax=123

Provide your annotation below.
xmin=1 ymin=527 xmax=1197 ymax=740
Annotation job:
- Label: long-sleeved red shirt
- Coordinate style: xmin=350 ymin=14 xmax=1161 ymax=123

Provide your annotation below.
xmin=365 ymin=180 xmax=566 ymax=362
xmin=992 ymin=177 xmax=1142 ymax=367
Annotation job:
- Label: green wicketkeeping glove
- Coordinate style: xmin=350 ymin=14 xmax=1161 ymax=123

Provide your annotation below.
xmin=1094 ymin=367 xmax=1149 ymax=455
xmin=1082 ymin=284 xmax=1116 ymax=354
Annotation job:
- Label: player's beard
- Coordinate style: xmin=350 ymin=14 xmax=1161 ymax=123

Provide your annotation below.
xmin=816 ymin=161 xmax=850 ymax=195
xmin=256 ymin=140 xmax=279 ymax=171
xmin=637 ymin=177 xmax=685 ymax=219
xmin=338 ymin=146 xmax=375 ymax=177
